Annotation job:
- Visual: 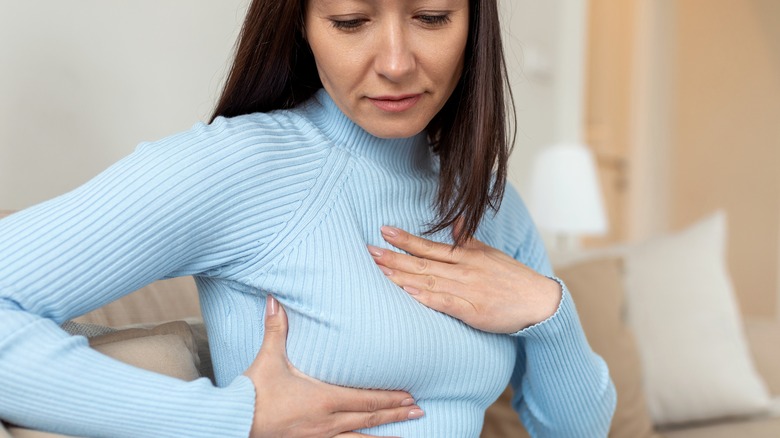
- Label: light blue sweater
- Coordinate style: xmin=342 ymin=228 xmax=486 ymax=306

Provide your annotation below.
xmin=0 ymin=89 xmax=615 ymax=437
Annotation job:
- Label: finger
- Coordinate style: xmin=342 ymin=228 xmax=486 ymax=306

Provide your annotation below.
xmin=379 ymin=226 xmax=465 ymax=263
xmin=410 ymin=290 xmax=476 ymax=322
xmin=335 ymin=434 xmax=401 ymax=438
xmin=377 ymin=265 xmax=466 ymax=295
xmin=368 ymin=246 xmax=453 ymax=278
xmin=333 ymin=406 xmax=424 ymax=432
xmin=326 ymin=385 xmax=416 ymax=412
xmin=260 ymin=295 xmax=288 ymax=359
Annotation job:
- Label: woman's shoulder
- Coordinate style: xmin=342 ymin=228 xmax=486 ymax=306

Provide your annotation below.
xmin=133 ymin=108 xmax=333 ymax=172
xmin=166 ymin=108 xmax=325 ymax=152
xmin=108 ymin=109 xmax=342 ymax=215
xmin=209 ymin=107 xmax=316 ymax=137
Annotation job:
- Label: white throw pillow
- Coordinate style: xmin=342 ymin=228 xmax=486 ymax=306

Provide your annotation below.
xmin=622 ymin=211 xmax=770 ymax=425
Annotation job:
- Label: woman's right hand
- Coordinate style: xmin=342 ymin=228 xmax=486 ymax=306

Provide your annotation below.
xmin=244 ymin=296 xmax=424 ymax=438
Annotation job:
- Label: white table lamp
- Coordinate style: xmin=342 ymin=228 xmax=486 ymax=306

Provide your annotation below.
xmin=528 ymin=143 xmax=608 ymax=252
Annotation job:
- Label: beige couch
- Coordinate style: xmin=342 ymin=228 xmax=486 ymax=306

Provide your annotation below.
xmin=480 ymin=255 xmax=780 ymax=438
xmin=2 ymin=210 xmax=779 ymax=437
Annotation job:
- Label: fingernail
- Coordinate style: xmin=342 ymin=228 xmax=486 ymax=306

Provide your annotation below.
xmin=400 ymin=398 xmax=415 ymax=407
xmin=367 ymin=245 xmax=384 ymax=257
xmin=403 ymin=286 xmax=420 ymax=295
xmin=379 ymin=266 xmax=393 ymax=276
xmin=381 ymin=226 xmax=400 ymax=237
xmin=408 ymin=409 xmax=425 ymax=419
xmin=266 ymin=295 xmax=278 ymax=317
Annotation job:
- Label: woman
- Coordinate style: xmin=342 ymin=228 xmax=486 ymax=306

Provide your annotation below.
xmin=0 ymin=0 xmax=616 ymax=436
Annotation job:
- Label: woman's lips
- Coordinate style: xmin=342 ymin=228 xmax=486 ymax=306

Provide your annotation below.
xmin=368 ymin=94 xmax=422 ymax=113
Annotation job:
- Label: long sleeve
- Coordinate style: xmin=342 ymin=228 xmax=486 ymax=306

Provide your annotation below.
xmin=508 ymin=210 xmax=617 ymax=437
xmin=0 ymin=113 xmax=329 ymax=437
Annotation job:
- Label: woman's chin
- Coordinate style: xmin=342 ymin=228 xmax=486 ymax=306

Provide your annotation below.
xmin=360 ymin=122 xmax=427 ymax=140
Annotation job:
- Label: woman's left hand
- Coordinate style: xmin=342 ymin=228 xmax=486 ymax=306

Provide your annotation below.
xmin=367 ymin=225 xmax=562 ymax=334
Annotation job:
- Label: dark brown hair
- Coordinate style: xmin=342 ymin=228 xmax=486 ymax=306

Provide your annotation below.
xmin=211 ymin=0 xmax=514 ymax=245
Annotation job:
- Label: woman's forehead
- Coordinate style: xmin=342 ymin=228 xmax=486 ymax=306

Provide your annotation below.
xmin=309 ymin=0 xmax=468 ymax=9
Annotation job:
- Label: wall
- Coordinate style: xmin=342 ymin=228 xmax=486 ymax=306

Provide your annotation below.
xmin=627 ymin=0 xmax=676 ymax=242
xmin=0 ymin=1 xmax=248 ymax=209
xmin=499 ymin=0 xmax=560 ymax=196
xmin=586 ymin=0 xmax=780 ymax=318
xmin=584 ymin=0 xmax=636 ymax=244
xmin=670 ymin=0 xmax=780 ymax=318
xmin=499 ymin=0 xmax=588 ymax=198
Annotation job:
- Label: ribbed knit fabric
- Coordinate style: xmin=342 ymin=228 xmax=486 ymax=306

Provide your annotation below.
xmin=0 ymin=89 xmax=615 ymax=437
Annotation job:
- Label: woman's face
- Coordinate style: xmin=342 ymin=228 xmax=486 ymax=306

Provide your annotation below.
xmin=305 ymin=0 xmax=469 ymax=139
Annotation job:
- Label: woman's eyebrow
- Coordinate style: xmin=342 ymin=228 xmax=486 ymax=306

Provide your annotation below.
xmin=311 ymin=0 xmax=369 ymax=13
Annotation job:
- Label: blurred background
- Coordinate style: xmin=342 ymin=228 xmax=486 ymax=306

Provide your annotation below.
xmin=0 ymin=0 xmax=778 ymax=322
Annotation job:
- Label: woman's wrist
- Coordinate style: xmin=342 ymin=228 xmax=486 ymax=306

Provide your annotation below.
xmin=523 ymin=275 xmax=563 ymax=329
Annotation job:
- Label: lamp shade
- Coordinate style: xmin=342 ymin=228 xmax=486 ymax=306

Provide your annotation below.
xmin=528 ymin=143 xmax=608 ymax=235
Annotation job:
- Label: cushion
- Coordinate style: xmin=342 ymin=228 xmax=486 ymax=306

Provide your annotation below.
xmin=91 ymin=334 xmax=199 ymax=381
xmin=619 ymin=211 xmax=770 ymax=425
xmin=482 ymin=257 xmax=660 ymax=437
xmin=551 ymin=211 xmax=772 ymax=426
xmin=88 ymin=320 xmax=200 ymax=381
xmin=558 ymin=257 xmax=660 ymax=438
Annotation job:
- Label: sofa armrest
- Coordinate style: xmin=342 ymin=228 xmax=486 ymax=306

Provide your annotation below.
xmin=745 ymin=318 xmax=780 ymax=396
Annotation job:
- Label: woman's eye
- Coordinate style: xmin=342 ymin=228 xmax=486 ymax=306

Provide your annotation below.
xmin=330 ymin=18 xmax=367 ymax=31
xmin=416 ymin=14 xmax=452 ymax=27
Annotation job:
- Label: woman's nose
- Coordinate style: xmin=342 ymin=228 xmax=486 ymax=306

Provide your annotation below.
xmin=373 ymin=23 xmax=416 ymax=82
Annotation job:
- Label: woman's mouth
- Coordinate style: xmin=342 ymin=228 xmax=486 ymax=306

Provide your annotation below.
xmin=368 ymin=94 xmax=423 ymax=113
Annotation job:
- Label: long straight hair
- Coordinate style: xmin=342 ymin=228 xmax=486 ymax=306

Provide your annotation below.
xmin=212 ymin=0 xmax=515 ymax=245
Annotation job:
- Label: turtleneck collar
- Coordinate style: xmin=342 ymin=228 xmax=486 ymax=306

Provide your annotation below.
xmin=297 ymin=88 xmax=435 ymax=174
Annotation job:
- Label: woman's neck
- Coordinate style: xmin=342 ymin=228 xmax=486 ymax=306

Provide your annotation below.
xmin=299 ymin=89 xmax=435 ymax=174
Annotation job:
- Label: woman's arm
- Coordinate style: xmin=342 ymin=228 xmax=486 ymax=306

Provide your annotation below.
xmin=0 ymin=126 xmax=263 ymax=436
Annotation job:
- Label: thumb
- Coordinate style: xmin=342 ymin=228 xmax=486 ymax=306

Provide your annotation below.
xmin=260 ymin=295 xmax=289 ymax=359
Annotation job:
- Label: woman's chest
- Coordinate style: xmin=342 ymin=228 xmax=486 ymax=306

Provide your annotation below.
xmin=250 ymin=192 xmax=517 ymax=404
